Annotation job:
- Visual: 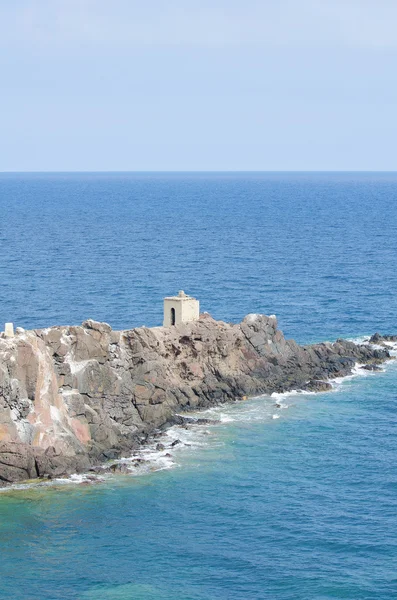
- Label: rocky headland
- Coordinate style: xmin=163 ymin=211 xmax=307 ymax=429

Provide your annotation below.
xmin=0 ymin=314 xmax=393 ymax=487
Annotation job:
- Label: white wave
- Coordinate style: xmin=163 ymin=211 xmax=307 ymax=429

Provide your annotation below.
xmin=329 ymin=360 xmax=390 ymax=395
xmin=118 ymin=451 xmax=176 ymax=475
xmin=108 ymin=421 xmax=221 ymax=477
xmin=347 ymin=335 xmax=397 ymax=356
xmin=271 ymin=389 xmax=316 ymax=400
xmin=274 ymin=402 xmax=289 ymax=409
xmin=384 ymin=341 xmax=397 ymax=356
xmin=346 ymin=335 xmax=371 ymax=345
xmin=217 ymin=413 xmax=235 ymax=423
xmin=54 ymin=473 xmax=107 ymax=485
xmin=0 ymin=472 xmax=107 ymax=493
xmin=329 ymin=367 xmax=367 ymax=390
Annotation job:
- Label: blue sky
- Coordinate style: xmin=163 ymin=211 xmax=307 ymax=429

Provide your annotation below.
xmin=0 ymin=0 xmax=396 ymax=171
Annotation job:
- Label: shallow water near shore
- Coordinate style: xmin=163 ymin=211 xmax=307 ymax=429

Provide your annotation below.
xmin=1 ymin=172 xmax=397 ymax=599
xmin=1 ymin=359 xmax=397 ymax=599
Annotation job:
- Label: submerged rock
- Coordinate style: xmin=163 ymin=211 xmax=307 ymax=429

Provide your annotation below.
xmin=303 ymin=380 xmax=333 ymax=393
xmin=169 ymin=415 xmax=219 ymax=426
xmin=108 ymin=463 xmax=130 ymax=474
xmin=0 ymin=314 xmax=392 ymax=485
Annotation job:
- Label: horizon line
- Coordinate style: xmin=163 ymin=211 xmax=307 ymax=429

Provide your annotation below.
xmin=1 ymin=169 xmax=397 ymax=175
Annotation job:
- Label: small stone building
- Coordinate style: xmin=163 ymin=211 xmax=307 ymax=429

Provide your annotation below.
xmin=163 ymin=291 xmax=200 ymax=327
xmin=4 ymin=323 xmax=14 ymax=337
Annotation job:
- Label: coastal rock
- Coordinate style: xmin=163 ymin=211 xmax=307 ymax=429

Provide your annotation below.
xmin=303 ymin=380 xmax=333 ymax=393
xmin=369 ymin=333 xmax=397 ymax=344
xmin=0 ymin=315 xmax=392 ymax=485
xmin=0 ymin=442 xmax=37 ymax=483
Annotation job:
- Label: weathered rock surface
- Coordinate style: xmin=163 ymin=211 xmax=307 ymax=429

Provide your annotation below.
xmin=369 ymin=332 xmax=397 ymax=345
xmin=0 ymin=314 xmax=392 ymax=486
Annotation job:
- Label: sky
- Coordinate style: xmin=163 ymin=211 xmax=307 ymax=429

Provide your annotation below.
xmin=0 ymin=0 xmax=396 ymax=171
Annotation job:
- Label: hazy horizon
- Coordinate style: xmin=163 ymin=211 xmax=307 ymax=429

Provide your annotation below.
xmin=1 ymin=1 xmax=397 ymax=172
xmin=2 ymin=170 xmax=397 ymax=174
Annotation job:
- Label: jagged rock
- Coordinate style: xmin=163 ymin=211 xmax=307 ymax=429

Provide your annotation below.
xmin=108 ymin=462 xmax=130 ymax=474
xmin=169 ymin=415 xmax=219 ymax=426
xmin=362 ymin=364 xmax=383 ymax=371
xmin=0 ymin=315 xmax=393 ymax=486
xmin=369 ymin=333 xmax=397 ymax=344
xmin=0 ymin=442 xmax=37 ymax=483
xmin=304 ymin=380 xmax=333 ymax=392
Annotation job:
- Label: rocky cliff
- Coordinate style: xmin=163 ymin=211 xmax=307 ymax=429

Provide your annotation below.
xmin=0 ymin=314 xmax=391 ymax=486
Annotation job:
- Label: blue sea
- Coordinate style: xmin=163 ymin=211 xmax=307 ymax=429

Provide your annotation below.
xmin=0 ymin=172 xmax=396 ymax=599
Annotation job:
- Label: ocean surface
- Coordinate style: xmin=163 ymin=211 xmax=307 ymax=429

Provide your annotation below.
xmin=0 ymin=172 xmax=396 ymax=599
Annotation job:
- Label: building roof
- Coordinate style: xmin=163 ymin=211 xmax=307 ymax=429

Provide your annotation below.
xmin=164 ymin=290 xmax=197 ymax=301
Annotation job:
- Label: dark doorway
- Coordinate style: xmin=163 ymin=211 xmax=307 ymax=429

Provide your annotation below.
xmin=171 ymin=307 xmax=176 ymax=326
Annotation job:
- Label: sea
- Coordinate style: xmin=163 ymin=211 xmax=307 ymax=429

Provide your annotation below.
xmin=0 ymin=172 xmax=396 ymax=600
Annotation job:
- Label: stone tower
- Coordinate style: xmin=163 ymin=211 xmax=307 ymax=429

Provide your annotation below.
xmin=163 ymin=291 xmax=200 ymax=327
xmin=4 ymin=323 xmax=14 ymax=337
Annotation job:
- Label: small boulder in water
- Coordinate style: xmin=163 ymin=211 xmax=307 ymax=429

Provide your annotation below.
xmin=109 ymin=463 xmax=130 ymax=474
xmin=156 ymin=443 xmax=165 ymax=451
xmin=169 ymin=415 xmax=219 ymax=426
xmin=304 ymin=380 xmax=333 ymax=392
xmin=171 ymin=439 xmax=181 ymax=447
xmin=102 ymin=449 xmax=121 ymax=460
xmin=362 ymin=364 xmax=382 ymax=371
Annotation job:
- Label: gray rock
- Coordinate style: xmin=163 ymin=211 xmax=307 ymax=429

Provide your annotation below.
xmin=369 ymin=333 xmax=397 ymax=344
xmin=0 ymin=314 xmax=392 ymax=485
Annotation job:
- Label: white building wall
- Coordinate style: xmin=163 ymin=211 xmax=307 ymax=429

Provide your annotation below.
xmin=4 ymin=323 xmax=14 ymax=337
xmin=163 ymin=299 xmax=183 ymax=327
xmin=163 ymin=292 xmax=200 ymax=327
xmin=181 ymin=299 xmax=200 ymax=323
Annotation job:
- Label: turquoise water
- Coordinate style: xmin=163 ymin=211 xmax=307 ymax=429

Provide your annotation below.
xmin=0 ymin=172 xmax=397 ymax=599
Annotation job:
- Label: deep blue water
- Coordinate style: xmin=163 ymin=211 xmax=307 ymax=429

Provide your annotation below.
xmin=1 ymin=172 xmax=396 ymax=341
xmin=0 ymin=172 xmax=396 ymax=599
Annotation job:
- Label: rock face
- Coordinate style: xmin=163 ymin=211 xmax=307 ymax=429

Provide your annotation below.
xmin=0 ymin=314 xmax=391 ymax=486
xmin=369 ymin=332 xmax=397 ymax=344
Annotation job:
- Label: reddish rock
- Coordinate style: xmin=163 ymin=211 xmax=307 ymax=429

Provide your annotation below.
xmin=0 ymin=316 xmax=392 ymax=486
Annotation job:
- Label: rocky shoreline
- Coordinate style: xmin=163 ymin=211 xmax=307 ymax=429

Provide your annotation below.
xmin=0 ymin=313 xmax=394 ymax=487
